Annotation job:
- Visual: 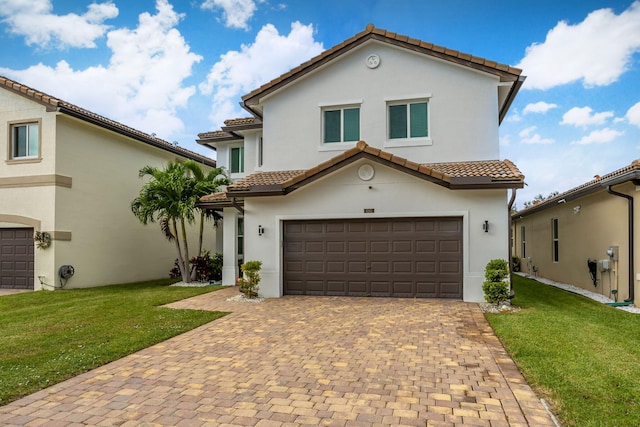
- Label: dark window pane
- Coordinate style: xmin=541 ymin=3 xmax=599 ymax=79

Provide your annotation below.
xmin=410 ymin=102 xmax=428 ymax=137
xmin=13 ymin=125 xmax=27 ymax=157
xmin=343 ymin=108 xmax=359 ymax=141
xmin=231 ymin=147 xmax=244 ymax=173
xmin=324 ymin=110 xmax=341 ymax=143
xmin=389 ymin=105 xmax=407 ymax=139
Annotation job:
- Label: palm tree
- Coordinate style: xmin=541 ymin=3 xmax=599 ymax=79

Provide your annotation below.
xmin=131 ymin=161 xmax=229 ymax=283
xmin=182 ymin=161 xmax=230 ymax=278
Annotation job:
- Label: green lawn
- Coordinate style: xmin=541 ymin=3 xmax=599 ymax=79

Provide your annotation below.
xmin=0 ymin=279 xmax=226 ymax=405
xmin=486 ymin=275 xmax=640 ymax=427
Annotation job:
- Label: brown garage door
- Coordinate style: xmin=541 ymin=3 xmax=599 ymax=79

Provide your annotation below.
xmin=0 ymin=228 xmax=35 ymax=290
xmin=283 ymin=217 xmax=462 ymax=298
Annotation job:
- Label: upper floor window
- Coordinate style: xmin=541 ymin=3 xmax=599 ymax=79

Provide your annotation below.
xmin=388 ymin=100 xmax=428 ymax=140
xmin=323 ymin=107 xmax=360 ymax=143
xmin=230 ymin=146 xmax=244 ymax=174
xmin=10 ymin=122 xmax=40 ymax=159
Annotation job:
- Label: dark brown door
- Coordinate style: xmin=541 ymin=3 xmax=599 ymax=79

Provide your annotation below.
xmin=283 ymin=218 xmax=462 ymax=298
xmin=0 ymin=228 xmax=35 ymax=290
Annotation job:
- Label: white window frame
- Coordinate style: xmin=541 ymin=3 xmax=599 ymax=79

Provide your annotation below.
xmin=7 ymin=120 xmax=41 ymax=162
xmin=385 ymin=96 xmax=431 ymax=148
xmin=318 ymin=101 xmax=361 ymax=151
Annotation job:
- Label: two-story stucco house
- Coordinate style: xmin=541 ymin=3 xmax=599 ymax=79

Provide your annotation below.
xmin=0 ymin=76 xmax=216 ymax=291
xmin=197 ymin=25 xmax=526 ymax=302
xmin=512 ymin=160 xmax=639 ymax=305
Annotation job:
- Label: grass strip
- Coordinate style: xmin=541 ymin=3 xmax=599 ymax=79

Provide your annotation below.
xmin=486 ymin=275 xmax=640 ymax=426
xmin=0 ymin=279 xmax=226 ymax=405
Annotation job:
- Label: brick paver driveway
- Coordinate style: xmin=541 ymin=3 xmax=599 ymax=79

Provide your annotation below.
xmin=0 ymin=286 xmax=556 ymax=426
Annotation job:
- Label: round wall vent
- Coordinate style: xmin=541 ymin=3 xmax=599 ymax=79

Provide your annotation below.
xmin=358 ymin=164 xmax=375 ymax=181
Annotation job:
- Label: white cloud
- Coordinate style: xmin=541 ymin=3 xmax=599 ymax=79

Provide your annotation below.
xmin=201 ymin=0 xmax=262 ymax=30
xmin=561 ymin=106 xmax=614 ymax=127
xmin=627 ymin=101 xmax=640 ymax=127
xmin=0 ymin=0 xmax=202 ymax=139
xmin=0 ymin=0 xmax=118 ymax=48
xmin=571 ymin=128 xmax=623 ymax=145
xmin=517 ymin=1 xmax=640 ymax=90
xmin=200 ymin=22 xmax=324 ymax=127
xmin=523 ymin=101 xmax=558 ymax=114
xmin=518 ymin=126 xmax=554 ymax=144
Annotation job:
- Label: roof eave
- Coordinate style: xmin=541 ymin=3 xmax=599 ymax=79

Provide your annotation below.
xmin=499 ymin=75 xmax=526 ymax=125
xmin=58 ymin=106 xmax=216 ymax=167
xmin=512 ymin=169 xmax=640 ymax=219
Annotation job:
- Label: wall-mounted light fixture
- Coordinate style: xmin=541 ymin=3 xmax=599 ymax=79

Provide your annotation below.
xmin=482 ymin=220 xmax=489 ymax=233
xmin=258 ymin=225 xmax=265 ymax=236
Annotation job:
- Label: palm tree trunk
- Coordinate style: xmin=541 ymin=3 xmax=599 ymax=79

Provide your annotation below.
xmin=180 ymin=218 xmax=191 ymax=283
xmin=172 ymin=219 xmax=189 ymax=283
xmin=192 ymin=211 xmax=205 ymax=281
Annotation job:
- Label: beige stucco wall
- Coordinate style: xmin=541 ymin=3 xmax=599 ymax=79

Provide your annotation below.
xmin=244 ymin=158 xmax=510 ymax=302
xmin=1 ymin=86 xmax=217 ymax=290
xmin=512 ymin=183 xmax=638 ymax=303
xmin=51 ymin=115 xmax=217 ymax=288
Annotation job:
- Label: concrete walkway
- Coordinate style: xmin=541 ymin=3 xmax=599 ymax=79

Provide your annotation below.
xmin=0 ymin=286 xmax=556 ymax=426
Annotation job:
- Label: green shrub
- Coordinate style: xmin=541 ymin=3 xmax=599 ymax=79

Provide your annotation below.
xmin=190 ymin=251 xmax=223 ymax=282
xmin=511 ymin=256 xmax=521 ymax=272
xmin=483 ymin=258 xmax=510 ymax=304
xmin=238 ymin=260 xmax=262 ymax=298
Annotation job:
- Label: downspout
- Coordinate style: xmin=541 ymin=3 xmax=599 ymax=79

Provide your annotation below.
xmin=508 ymin=188 xmax=517 ymax=297
xmin=606 ymin=185 xmax=634 ymax=303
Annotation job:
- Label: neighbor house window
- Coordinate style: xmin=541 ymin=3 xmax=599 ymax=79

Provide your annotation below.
xmin=323 ymin=107 xmax=360 ymax=143
xmin=521 ymin=226 xmax=526 ymax=258
xmin=258 ymin=137 xmax=263 ymax=167
xmin=552 ymin=218 xmax=559 ymax=262
xmin=10 ymin=122 xmax=40 ymax=159
xmin=388 ymin=100 xmax=428 ymax=139
xmin=230 ymin=146 xmax=244 ymax=173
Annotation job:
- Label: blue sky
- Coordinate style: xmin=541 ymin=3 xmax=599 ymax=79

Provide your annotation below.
xmin=1 ymin=0 xmax=639 ymax=208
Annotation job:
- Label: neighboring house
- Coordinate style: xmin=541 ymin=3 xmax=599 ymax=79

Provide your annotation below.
xmin=512 ymin=160 xmax=639 ymax=305
xmin=197 ymin=25 xmax=526 ymax=301
xmin=0 ymin=76 xmax=216 ymax=291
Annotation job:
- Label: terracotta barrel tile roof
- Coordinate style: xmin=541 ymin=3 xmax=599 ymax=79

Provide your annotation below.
xmin=223 ymin=117 xmax=257 ymax=126
xmin=242 ymin=24 xmax=522 ymax=105
xmin=202 ymin=141 xmax=524 ymax=205
xmin=0 ymin=75 xmax=216 ymax=166
xmin=515 ymin=159 xmax=640 ymax=216
xmin=228 ymin=170 xmax=307 ymax=191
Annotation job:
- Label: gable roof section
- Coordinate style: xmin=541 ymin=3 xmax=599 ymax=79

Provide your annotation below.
xmin=0 ymin=75 xmax=216 ymax=167
xmin=196 ymin=117 xmax=262 ymax=146
xmin=242 ymin=24 xmax=525 ymax=123
xmin=199 ymin=141 xmax=523 ymax=206
xmin=513 ymin=159 xmax=640 ymax=218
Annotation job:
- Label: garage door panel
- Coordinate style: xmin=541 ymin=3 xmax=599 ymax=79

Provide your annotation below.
xmin=370 ymin=241 xmax=390 ymax=252
xmin=348 ymin=241 xmax=366 ymax=252
xmin=440 ymin=261 xmax=461 ymax=273
xmin=327 ymin=241 xmax=346 ymax=253
xmin=327 ymin=261 xmax=345 ymax=273
xmin=370 ymin=261 xmax=389 ymax=273
xmin=0 ymin=228 xmax=35 ymax=290
xmin=283 ymin=218 xmax=461 ymax=298
xmin=439 ymin=240 xmax=461 ymax=253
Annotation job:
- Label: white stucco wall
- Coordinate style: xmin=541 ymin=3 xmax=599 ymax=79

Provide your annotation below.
xmin=256 ymin=40 xmax=501 ymax=172
xmin=242 ymin=159 xmax=509 ymax=302
xmin=51 ymin=115 xmax=217 ymax=288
